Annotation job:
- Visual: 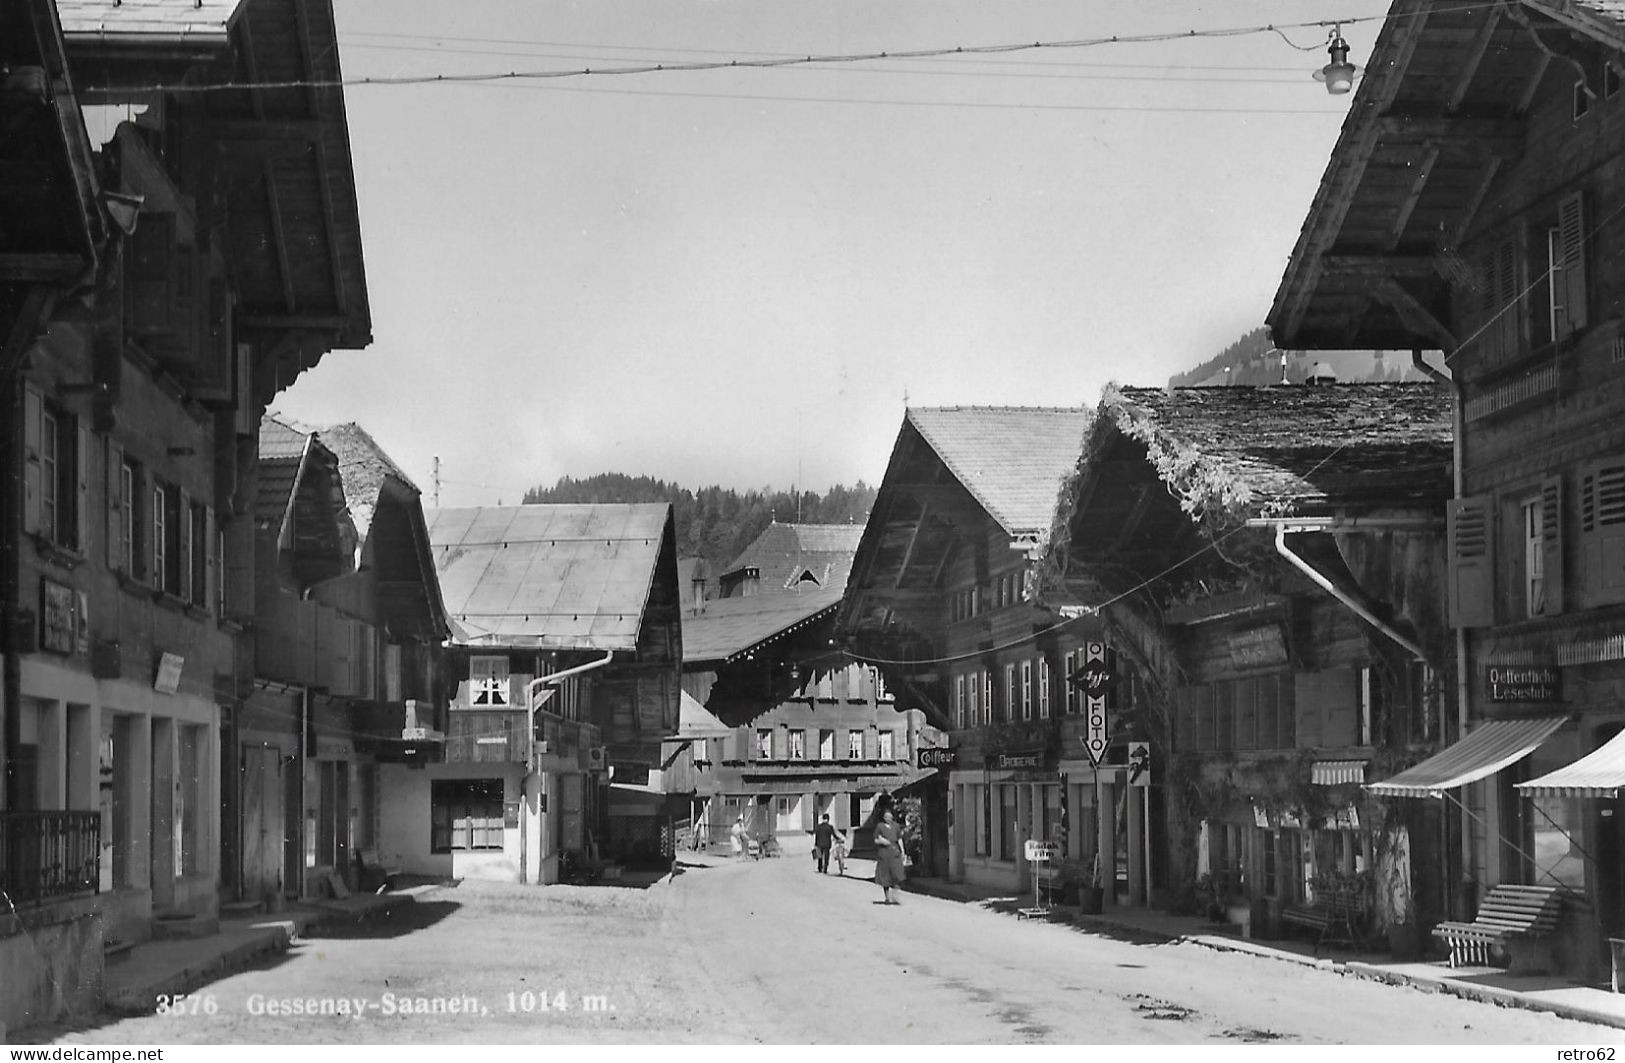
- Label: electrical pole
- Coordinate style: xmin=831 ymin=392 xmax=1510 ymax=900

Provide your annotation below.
xmin=432 ymin=455 xmax=440 ymax=508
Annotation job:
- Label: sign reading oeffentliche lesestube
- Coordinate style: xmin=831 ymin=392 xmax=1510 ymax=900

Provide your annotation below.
xmin=1485 ymin=666 xmax=1561 ymax=703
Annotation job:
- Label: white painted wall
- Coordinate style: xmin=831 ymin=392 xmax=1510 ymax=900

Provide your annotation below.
xmin=377 ymin=763 xmax=523 ymax=882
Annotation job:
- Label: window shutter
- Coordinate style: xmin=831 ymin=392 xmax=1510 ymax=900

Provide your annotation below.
xmin=204 ymin=506 xmax=216 ymax=615
xmin=1581 ymin=459 xmax=1625 ymax=605
xmin=178 ymin=489 xmax=193 ymax=602
xmin=106 ymin=438 xmax=123 ymax=571
xmin=73 ymin=419 xmax=89 ymax=552
xmin=1447 ymin=495 xmax=1495 ymax=627
xmin=1558 ymin=191 xmax=1588 ymax=335
xmin=127 ymin=213 xmax=177 ymax=335
xmin=152 ymin=483 xmax=163 ymax=586
xmin=22 ymin=384 xmax=41 ymax=534
xmin=1541 ymin=475 xmax=1565 ymax=614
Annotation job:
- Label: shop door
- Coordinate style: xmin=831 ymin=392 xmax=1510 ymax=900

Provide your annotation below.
xmin=241 ymin=746 xmax=284 ymax=899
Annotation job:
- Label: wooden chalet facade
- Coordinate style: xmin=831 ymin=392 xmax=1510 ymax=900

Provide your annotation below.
xmin=0 ymin=0 xmax=370 ymax=1030
xmin=1270 ymin=0 xmax=1625 ymax=981
xmin=419 ymin=503 xmax=682 ymax=882
xmin=669 ymin=523 xmax=938 ymax=855
xmin=1034 ymin=384 xmax=1453 ymax=940
xmin=838 ymin=407 xmax=1123 ymax=897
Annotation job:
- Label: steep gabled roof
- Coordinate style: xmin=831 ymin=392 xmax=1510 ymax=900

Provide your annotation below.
xmin=256 ymin=414 xmax=311 ymax=530
xmin=316 ymin=422 xmax=417 ymax=545
xmin=906 ymin=406 xmax=1089 ymax=535
xmin=681 ymin=587 xmax=843 ymax=664
xmin=722 ymin=522 xmax=863 ymax=593
xmin=428 ymin=503 xmax=672 ymax=651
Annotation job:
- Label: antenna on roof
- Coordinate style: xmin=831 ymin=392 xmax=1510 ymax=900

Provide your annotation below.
xmin=433 ymin=455 xmax=440 ymax=508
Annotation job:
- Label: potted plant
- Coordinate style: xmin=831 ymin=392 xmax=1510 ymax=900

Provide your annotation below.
xmin=1078 ymin=853 xmax=1105 ymax=915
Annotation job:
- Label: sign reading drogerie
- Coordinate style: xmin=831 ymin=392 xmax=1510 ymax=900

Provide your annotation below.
xmin=1486 ymin=666 xmax=1561 ymax=703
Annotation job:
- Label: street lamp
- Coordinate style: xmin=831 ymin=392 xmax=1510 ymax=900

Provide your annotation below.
xmin=1314 ymin=26 xmax=1356 ymax=95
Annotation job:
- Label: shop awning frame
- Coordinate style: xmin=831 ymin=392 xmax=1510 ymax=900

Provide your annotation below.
xmin=1365 ymin=716 xmax=1568 ymax=799
xmin=1517 ymin=727 xmax=1625 ymax=798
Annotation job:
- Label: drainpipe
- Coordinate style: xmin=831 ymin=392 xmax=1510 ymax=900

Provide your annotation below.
xmin=521 ymin=649 xmax=615 ymax=883
xmin=1411 ymin=349 xmax=1467 ymax=746
xmin=1269 ymin=524 xmax=1428 ymax=662
xmin=1412 ymin=348 xmax=1469 ymax=918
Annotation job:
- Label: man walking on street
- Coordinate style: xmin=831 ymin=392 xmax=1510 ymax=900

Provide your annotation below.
xmin=813 ymin=814 xmax=843 ymax=874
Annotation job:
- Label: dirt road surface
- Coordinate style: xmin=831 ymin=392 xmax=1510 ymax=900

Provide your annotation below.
xmin=31 ymin=852 xmax=1619 ymax=1044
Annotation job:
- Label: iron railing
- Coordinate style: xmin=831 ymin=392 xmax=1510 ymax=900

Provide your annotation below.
xmin=0 ymin=810 xmax=101 ymax=907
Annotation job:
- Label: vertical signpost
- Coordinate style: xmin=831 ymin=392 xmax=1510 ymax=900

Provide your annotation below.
xmin=1073 ymin=642 xmax=1115 ymax=766
xmin=1020 ymin=838 xmax=1059 ymax=918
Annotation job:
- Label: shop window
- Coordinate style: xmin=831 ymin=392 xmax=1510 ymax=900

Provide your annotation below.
xmin=178 ymin=724 xmax=204 ymax=874
xmin=430 ymin=778 xmax=504 ymax=852
xmin=978 ymin=785 xmax=991 ymax=856
xmin=468 ymin=656 xmax=511 ymax=706
xmin=998 ymin=785 xmax=1018 ymax=862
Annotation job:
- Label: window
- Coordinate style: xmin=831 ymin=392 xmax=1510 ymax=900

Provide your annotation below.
xmin=431 ymin=779 xmax=504 ymax=852
xmin=152 ymin=481 xmax=170 ymax=590
xmin=1064 ymin=650 xmax=1083 ymax=714
xmin=847 ymin=730 xmax=863 ymax=760
xmin=1020 ymin=660 xmax=1034 ymax=720
xmin=967 ymin=671 xmax=981 ymax=726
xmin=758 ymin=729 xmax=774 ymax=759
xmin=788 ymin=729 xmax=806 ymax=760
xmin=116 ymin=452 xmax=146 ymax=578
xmin=692 ymin=738 xmax=711 ymax=764
xmin=999 ymin=785 xmax=1018 ymax=861
xmin=468 ymin=656 xmax=511 ymax=706
xmin=1523 ymin=495 xmax=1546 ymax=618
xmin=975 ymin=784 xmax=991 ymax=856
xmin=955 ymin=674 xmax=967 ymax=729
xmin=190 ymin=500 xmax=209 ymax=607
xmin=22 ymin=386 xmax=86 ymax=552
xmin=1003 ymin=664 xmax=1016 ymax=723
xmin=1037 ymin=657 xmax=1051 ymax=719
xmin=878 ymin=731 xmax=894 ymax=760
xmin=152 ymin=480 xmax=188 ymax=597
xmin=818 ymin=729 xmax=834 ymax=760
xmin=776 ymin=795 xmax=793 ymax=817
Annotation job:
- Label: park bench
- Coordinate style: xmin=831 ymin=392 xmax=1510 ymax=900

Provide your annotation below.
xmin=1432 ymin=884 xmax=1564 ymax=973
xmin=1280 ymin=888 xmax=1362 ymax=953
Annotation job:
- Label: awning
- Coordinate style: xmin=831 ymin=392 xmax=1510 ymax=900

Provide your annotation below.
xmin=1312 ymin=760 xmax=1367 ymax=786
xmin=1517 ymin=728 xmax=1625 ymax=798
xmin=1366 ymin=717 xmax=1567 ymax=798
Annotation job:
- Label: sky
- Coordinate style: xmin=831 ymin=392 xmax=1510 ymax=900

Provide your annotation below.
xmin=270 ymin=0 xmax=1393 ymax=509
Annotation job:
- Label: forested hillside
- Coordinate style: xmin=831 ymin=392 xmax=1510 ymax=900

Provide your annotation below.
xmin=522 ymin=473 xmax=875 ymax=570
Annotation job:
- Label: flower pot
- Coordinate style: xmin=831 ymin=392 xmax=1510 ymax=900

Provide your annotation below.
xmin=1078 ymin=885 xmax=1104 ymax=915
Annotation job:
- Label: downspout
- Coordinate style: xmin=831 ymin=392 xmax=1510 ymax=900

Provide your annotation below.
xmin=1271 ymin=525 xmax=1428 ymax=662
xmin=521 ymin=649 xmax=615 ymax=883
xmin=1412 ymin=349 xmax=1467 ymax=745
xmin=1412 ymin=347 xmax=1470 ymax=919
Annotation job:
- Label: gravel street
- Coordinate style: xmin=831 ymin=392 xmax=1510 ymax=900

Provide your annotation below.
xmin=35 ymin=851 xmax=1620 ymax=1045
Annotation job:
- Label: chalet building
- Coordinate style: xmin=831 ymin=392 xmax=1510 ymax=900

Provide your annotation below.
xmin=839 ymin=407 xmax=1123 ymax=898
xmin=0 ymin=0 xmax=369 ymax=1029
xmin=236 ymin=419 xmax=446 ymax=905
xmin=1269 ymin=0 xmax=1625 ymax=981
xmin=668 ymin=523 xmax=937 ymax=848
xmin=407 ymin=504 xmax=682 ymax=883
xmin=1032 ymin=384 xmax=1453 ymax=940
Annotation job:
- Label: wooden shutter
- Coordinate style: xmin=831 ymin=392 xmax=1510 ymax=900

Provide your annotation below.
xmin=74 ymin=419 xmax=89 ymax=552
xmin=178 ymin=489 xmax=193 ymax=602
xmin=22 ymin=383 xmax=41 ymax=535
xmin=1557 ymin=191 xmax=1588 ymax=336
xmin=1581 ymin=459 xmax=1625 ymax=605
xmin=126 ymin=212 xmax=175 ymax=335
xmin=1541 ymin=475 xmax=1565 ymax=615
xmin=1448 ymin=495 xmax=1495 ymax=627
xmin=203 ymin=506 xmax=216 ymax=615
xmin=106 ymin=438 xmax=123 ymax=571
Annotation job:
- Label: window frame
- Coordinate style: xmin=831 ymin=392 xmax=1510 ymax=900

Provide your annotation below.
xmin=468 ymin=655 xmax=512 ymax=707
xmin=430 ymin=778 xmax=505 ymax=853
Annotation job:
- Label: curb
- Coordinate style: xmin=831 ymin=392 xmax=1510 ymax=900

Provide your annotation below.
xmin=902 ymin=880 xmax=1625 ymax=1032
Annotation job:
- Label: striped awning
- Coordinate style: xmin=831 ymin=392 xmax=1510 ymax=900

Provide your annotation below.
xmin=1517 ymin=729 xmax=1625 ymax=798
xmin=1366 ymin=717 xmax=1567 ymax=799
xmin=1312 ymin=760 xmax=1367 ymax=786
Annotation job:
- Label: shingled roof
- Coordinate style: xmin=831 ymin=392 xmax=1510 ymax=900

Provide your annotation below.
xmin=682 ymin=587 xmax=844 ymax=664
xmin=906 ymin=406 xmax=1090 ymax=535
xmin=256 ymin=415 xmax=310 ymax=528
xmin=316 ymin=422 xmax=417 ymax=546
xmin=428 ymin=503 xmax=673 ymax=651
xmin=722 ymin=522 xmax=863 ymax=594
xmin=1096 ymin=382 xmax=1453 ymax=518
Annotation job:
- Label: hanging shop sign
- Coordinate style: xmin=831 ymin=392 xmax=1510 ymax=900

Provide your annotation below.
xmin=1078 ymin=642 xmax=1114 ymax=765
xmin=39 ymin=578 xmax=76 ymax=655
xmin=1128 ymin=741 xmax=1151 ymax=787
xmin=918 ymin=747 xmax=958 ymax=769
xmin=154 ymin=651 xmax=184 ymax=695
xmin=1485 ymin=666 xmax=1561 ymax=703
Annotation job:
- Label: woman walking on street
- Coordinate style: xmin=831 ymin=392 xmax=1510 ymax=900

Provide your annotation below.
xmin=874 ymin=807 xmax=906 ymax=904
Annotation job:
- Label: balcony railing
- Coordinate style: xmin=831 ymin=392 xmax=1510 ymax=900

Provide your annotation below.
xmin=0 ymin=811 xmax=101 ymax=907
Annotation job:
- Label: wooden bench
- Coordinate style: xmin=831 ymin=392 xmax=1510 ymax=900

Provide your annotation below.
xmin=1432 ymin=884 xmax=1564 ymax=973
xmin=1280 ymin=889 xmax=1362 ymax=953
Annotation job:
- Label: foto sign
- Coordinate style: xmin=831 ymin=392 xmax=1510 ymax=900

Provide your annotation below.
xmin=1024 ymin=840 xmax=1059 ymax=862
xmin=1082 ymin=642 xmax=1112 ymax=765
